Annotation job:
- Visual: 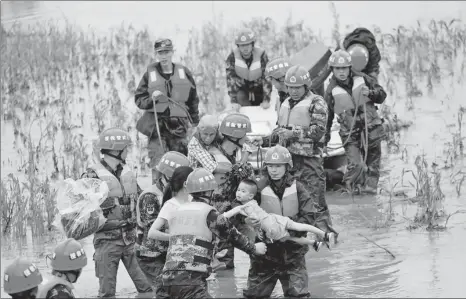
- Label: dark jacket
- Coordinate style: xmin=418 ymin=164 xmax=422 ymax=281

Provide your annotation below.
xmin=134 ymin=62 xmax=200 ymax=125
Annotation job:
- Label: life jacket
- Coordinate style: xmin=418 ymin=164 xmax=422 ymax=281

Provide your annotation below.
xmin=163 ymin=201 xmax=214 ymax=273
xmin=277 ymin=93 xmax=325 ymax=157
xmin=36 ymin=275 xmax=75 ymax=299
xmin=233 ymin=47 xmax=265 ymax=82
xmin=331 ymin=75 xmax=382 ymax=135
xmin=147 ymin=63 xmax=194 ymax=117
xmin=89 ymin=163 xmax=138 ymax=245
xmin=208 ymin=146 xmax=233 ymax=187
xmin=134 ymin=184 xmax=168 ymax=258
xmin=260 ymin=181 xmax=299 ymax=217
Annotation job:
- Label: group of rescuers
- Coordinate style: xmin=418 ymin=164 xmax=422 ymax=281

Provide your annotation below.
xmin=4 ymin=26 xmax=387 ymax=299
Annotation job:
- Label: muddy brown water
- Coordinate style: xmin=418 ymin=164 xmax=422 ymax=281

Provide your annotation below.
xmin=2 ymin=2 xmax=466 ymax=298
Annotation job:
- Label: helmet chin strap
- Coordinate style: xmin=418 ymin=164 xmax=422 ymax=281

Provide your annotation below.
xmin=194 ymin=191 xmax=213 ymax=204
xmin=224 ymin=135 xmax=243 ymax=148
xmin=102 ymin=150 xmax=126 ymax=165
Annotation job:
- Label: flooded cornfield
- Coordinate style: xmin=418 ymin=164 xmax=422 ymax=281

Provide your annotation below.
xmin=1 ymin=1 xmax=466 ymax=298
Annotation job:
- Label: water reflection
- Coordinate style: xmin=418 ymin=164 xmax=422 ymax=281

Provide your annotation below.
xmin=2 ymin=1 xmax=466 ymax=298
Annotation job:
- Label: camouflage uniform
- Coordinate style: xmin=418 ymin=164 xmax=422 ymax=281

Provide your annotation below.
xmin=324 ymin=71 xmax=387 ymax=190
xmin=134 ymin=186 xmax=170 ymax=298
xmin=263 ymin=91 xmax=332 ymax=211
xmin=210 ymin=141 xmax=257 ymax=269
xmin=310 ymin=28 xmax=382 ymax=98
xmin=226 ymin=49 xmax=272 ymax=106
xmin=46 ymin=284 xmax=74 ymax=299
xmin=135 ymin=62 xmax=200 ymax=184
xmin=188 ymin=134 xmax=250 ymax=269
xmin=81 ymin=160 xmax=152 ymax=297
xmin=162 ymin=197 xmax=257 ymax=298
xmin=243 ymin=174 xmax=331 ymax=298
xmin=277 ymin=90 xmax=289 ymax=107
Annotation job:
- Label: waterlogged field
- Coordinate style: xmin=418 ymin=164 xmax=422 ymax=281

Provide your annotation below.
xmin=1 ymin=5 xmax=466 ymax=298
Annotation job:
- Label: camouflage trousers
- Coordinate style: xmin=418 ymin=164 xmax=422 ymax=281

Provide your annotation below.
xmin=342 ymin=125 xmax=384 ymax=190
xmin=162 ymin=271 xmax=211 ymax=299
xmin=93 ymin=241 xmax=152 ymax=297
xmin=291 ymin=155 xmax=327 ymax=209
xmin=243 ymin=252 xmax=310 ymax=298
xmin=291 ymin=155 xmax=338 ymax=237
xmin=211 ymin=192 xmax=235 ymax=269
xmin=148 ymin=134 xmax=188 ymax=185
xmin=135 ymin=254 xmax=169 ymax=298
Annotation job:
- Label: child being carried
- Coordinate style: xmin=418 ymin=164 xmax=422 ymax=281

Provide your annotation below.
xmin=223 ymin=179 xmax=336 ymax=251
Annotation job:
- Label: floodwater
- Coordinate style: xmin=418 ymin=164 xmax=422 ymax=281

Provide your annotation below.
xmin=1 ymin=1 xmax=466 ymax=298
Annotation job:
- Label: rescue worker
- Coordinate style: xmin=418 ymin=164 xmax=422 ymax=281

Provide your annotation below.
xmin=188 ymin=113 xmax=254 ymax=269
xmin=81 ymin=127 xmax=152 ymax=297
xmin=324 ymin=50 xmax=387 ymax=194
xmin=135 ymin=38 xmax=200 ymax=184
xmin=250 ymin=65 xmax=336 ymax=236
xmin=211 ymin=113 xmax=254 ymax=269
xmin=135 ymin=151 xmax=189 ymax=297
xmin=243 ymin=145 xmax=332 ymax=298
xmin=264 ymin=57 xmax=293 ymax=112
xmin=311 ymin=27 xmax=381 ymax=92
xmin=153 ymin=168 xmax=267 ymax=298
xmin=3 ymin=258 xmax=43 ymax=299
xmin=36 ymin=238 xmax=87 ymax=298
xmin=226 ymin=28 xmax=272 ymax=110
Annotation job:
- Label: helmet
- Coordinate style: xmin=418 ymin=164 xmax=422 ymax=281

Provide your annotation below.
xmin=185 ymin=168 xmax=218 ymax=194
xmin=265 ymin=57 xmax=293 ymax=80
xmin=235 ymin=28 xmax=256 ymax=45
xmin=284 ymin=65 xmax=311 ymax=87
xmin=346 ymin=43 xmax=369 ymax=71
xmin=3 ymin=258 xmax=43 ymax=294
xmin=155 ymin=151 xmax=189 ymax=178
xmin=219 ymin=113 xmax=252 ymax=139
xmin=328 ymin=50 xmax=352 ymax=68
xmin=263 ymin=145 xmax=293 ymax=168
xmin=50 ymin=238 xmax=87 ymax=271
xmin=96 ymin=128 xmax=132 ymax=151
xmin=198 ymin=114 xmax=218 ymax=133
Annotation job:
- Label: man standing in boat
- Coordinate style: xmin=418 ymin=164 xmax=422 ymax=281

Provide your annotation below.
xmin=135 ymin=38 xmax=200 ymax=184
xmin=226 ymin=28 xmax=272 ymax=110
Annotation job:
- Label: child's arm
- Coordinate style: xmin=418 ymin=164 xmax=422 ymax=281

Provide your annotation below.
xmin=222 ymin=205 xmax=245 ymax=219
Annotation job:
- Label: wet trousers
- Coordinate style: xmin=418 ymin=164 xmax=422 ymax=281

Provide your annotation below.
xmin=291 ymin=155 xmax=338 ymax=237
xmin=291 ymin=155 xmax=327 ymax=208
xmin=148 ymin=135 xmax=188 ymax=184
xmin=243 ymin=252 xmax=310 ymax=298
xmin=93 ymin=241 xmax=152 ymax=297
xmin=163 ymin=272 xmax=211 ymax=299
xmin=342 ymin=125 xmax=384 ymax=189
xmin=211 ymin=192 xmax=235 ymax=268
xmin=135 ymin=254 xmax=169 ymax=298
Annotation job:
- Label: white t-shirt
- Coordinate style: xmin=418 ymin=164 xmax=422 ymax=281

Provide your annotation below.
xmin=158 ymin=197 xmax=183 ymax=221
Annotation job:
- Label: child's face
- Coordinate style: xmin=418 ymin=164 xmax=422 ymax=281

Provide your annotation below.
xmin=236 ymin=182 xmax=255 ymax=203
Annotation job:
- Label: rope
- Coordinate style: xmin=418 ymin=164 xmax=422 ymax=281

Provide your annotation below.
xmin=167 ymin=97 xmax=194 ymax=125
xmin=362 ymin=103 xmax=369 ymax=164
